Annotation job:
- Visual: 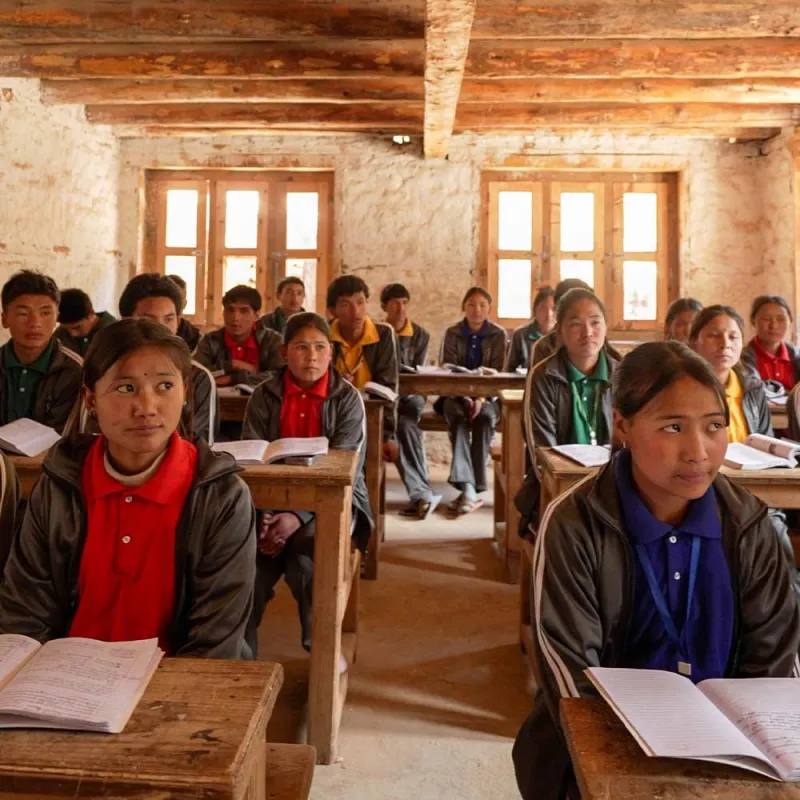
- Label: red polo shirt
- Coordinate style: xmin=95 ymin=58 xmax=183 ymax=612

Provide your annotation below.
xmin=69 ymin=433 xmax=197 ymax=653
xmin=752 ymin=337 xmax=796 ymax=391
xmin=279 ymin=370 xmax=329 ymax=439
xmin=224 ymin=327 xmax=259 ymax=369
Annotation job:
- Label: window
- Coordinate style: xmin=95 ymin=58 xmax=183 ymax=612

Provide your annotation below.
xmin=482 ymin=172 xmax=677 ymax=332
xmin=146 ymin=171 xmax=333 ymax=327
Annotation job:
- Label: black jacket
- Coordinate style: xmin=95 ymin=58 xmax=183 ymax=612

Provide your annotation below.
xmin=505 ymin=321 xmax=543 ymax=372
xmin=194 ymin=326 xmax=284 ymax=388
xmin=395 ymin=321 xmax=430 ymax=370
xmin=732 ymin=363 xmax=773 ymax=437
xmin=177 ymin=317 xmax=202 ymax=352
xmin=441 ymin=319 xmax=507 ymax=372
xmin=55 ymin=311 xmax=116 ymax=357
xmin=258 ymin=307 xmax=304 ymax=335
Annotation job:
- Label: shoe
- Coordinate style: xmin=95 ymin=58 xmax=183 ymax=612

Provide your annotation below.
xmin=399 ymin=502 xmax=419 ymax=518
xmin=418 ymin=494 xmax=442 ymax=519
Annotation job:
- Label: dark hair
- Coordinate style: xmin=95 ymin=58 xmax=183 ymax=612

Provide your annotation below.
xmin=461 ymin=286 xmax=492 ymax=308
xmin=664 ymin=297 xmax=703 ymax=333
xmin=750 ymin=294 xmax=793 ymax=324
xmin=556 ymin=288 xmax=606 ymax=327
xmin=554 ymin=278 xmax=592 ymax=304
xmin=380 ymin=282 xmax=410 ymax=305
xmin=222 ymin=284 xmax=262 ymax=312
xmin=284 ymin=311 xmax=331 ymax=345
xmin=119 ymin=273 xmax=183 ymax=318
xmin=613 ymin=340 xmax=729 ymax=424
xmin=277 ymin=276 xmax=305 ymax=295
xmin=166 ymin=274 xmax=187 ymax=292
xmin=532 ymin=286 xmax=555 ymax=315
xmin=58 ymin=288 xmax=94 ymax=324
xmin=327 ymin=275 xmax=369 ymax=309
xmin=1 ymin=270 xmax=60 ymax=310
xmin=689 ymin=304 xmax=745 ymax=342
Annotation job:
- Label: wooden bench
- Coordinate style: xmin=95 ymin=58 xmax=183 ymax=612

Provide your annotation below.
xmin=419 ymin=409 xmax=448 ymax=431
xmin=265 ymin=743 xmax=316 ymax=800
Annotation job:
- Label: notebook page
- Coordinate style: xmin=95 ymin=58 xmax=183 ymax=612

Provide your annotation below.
xmin=552 ymin=444 xmax=611 ymax=468
xmin=701 ymin=679 xmax=800 ymax=780
xmin=587 ymin=669 xmax=767 ymax=761
xmin=0 ymin=635 xmax=40 ymax=691
xmin=0 ymin=418 xmax=60 ymax=457
xmin=212 ymin=440 xmax=269 ymax=463
xmin=265 ymin=437 xmax=329 ymax=463
xmin=724 ymin=443 xmax=791 ymax=470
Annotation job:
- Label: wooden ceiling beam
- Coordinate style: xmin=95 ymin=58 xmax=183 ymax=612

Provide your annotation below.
xmin=423 ymin=0 xmax=476 ymax=159
xmin=0 ymin=40 xmax=423 ymax=79
xmin=465 ymin=39 xmax=800 ymax=79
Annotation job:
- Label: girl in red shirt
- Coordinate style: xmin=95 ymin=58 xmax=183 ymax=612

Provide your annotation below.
xmin=742 ymin=295 xmax=800 ymax=392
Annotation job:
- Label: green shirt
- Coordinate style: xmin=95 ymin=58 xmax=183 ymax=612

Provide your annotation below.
xmin=525 ymin=321 xmax=543 ymax=343
xmin=566 ymin=351 xmax=608 ymax=445
xmin=4 ymin=338 xmax=55 ymax=423
xmin=56 ymin=310 xmax=116 ymax=356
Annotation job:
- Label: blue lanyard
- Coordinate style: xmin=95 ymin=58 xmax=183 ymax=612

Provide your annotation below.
xmin=635 ymin=535 xmax=701 ymax=668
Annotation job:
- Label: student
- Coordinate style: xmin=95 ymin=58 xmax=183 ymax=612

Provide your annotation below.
xmin=440 ymin=287 xmax=507 ymax=514
xmin=0 ymin=319 xmax=256 ymax=657
xmin=664 ymin=297 xmax=703 ymax=343
xmin=506 ymin=286 xmax=556 ymax=372
xmin=0 ymin=270 xmax=82 ymax=433
xmin=259 ymin=276 xmax=306 ymax=334
xmin=381 ymin=282 xmax=440 ymax=518
xmin=119 ymin=273 xmax=219 ymax=444
xmin=741 ymin=295 xmax=800 ymax=391
xmin=513 ymin=341 xmax=800 ymax=800
xmin=242 ymin=312 xmax=372 ymax=653
xmin=194 ymin=284 xmax=284 ymax=388
xmin=530 ymin=278 xmax=593 ymax=367
xmin=55 ymin=289 xmax=116 ymax=357
xmin=166 ymin=274 xmax=202 ymax=351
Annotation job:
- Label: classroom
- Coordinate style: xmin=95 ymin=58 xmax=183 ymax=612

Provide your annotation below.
xmin=1 ymin=3 xmax=800 ymax=800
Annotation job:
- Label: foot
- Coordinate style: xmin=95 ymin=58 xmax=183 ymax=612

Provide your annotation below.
xmin=447 ymin=493 xmax=465 ymax=513
xmin=456 ymin=497 xmax=485 ymax=515
xmin=418 ymin=494 xmax=442 ymax=519
xmin=399 ymin=501 xmax=420 ymax=518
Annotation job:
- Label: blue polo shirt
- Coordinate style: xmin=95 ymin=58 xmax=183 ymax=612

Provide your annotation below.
xmin=461 ymin=320 xmax=489 ymax=370
xmin=615 ymin=449 xmax=734 ymax=683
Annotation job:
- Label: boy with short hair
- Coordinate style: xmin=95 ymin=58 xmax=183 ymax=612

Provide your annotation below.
xmin=0 ymin=270 xmax=82 ymax=433
xmin=194 ymin=285 xmax=284 ymax=388
xmin=55 ymin=288 xmax=116 ymax=356
xmin=259 ymin=276 xmax=306 ymax=334
xmin=166 ymin=274 xmax=202 ymax=351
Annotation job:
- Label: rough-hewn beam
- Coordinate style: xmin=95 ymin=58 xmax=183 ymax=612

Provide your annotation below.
xmin=455 ymin=103 xmax=800 ymax=129
xmin=471 ymin=2 xmax=800 ymax=40
xmin=0 ymin=40 xmax=423 ymax=79
xmin=465 ymin=40 xmax=800 ymax=79
xmin=0 ymin=1 xmax=424 ymax=41
xmin=424 ymin=0 xmax=476 ymax=159
xmin=86 ymin=102 xmax=424 ymax=129
xmin=41 ymin=77 xmax=424 ymax=105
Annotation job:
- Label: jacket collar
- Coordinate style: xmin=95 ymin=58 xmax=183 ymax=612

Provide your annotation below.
xmin=732 ymin=362 xmax=764 ymax=395
xmin=544 ymin=346 xmax=618 ymax=386
xmin=446 ymin=319 xmax=506 ymax=339
xmin=260 ymin=366 xmax=350 ymax=402
xmin=330 ymin=316 xmax=380 ymax=347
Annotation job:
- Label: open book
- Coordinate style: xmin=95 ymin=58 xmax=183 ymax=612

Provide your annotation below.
xmin=0 ymin=635 xmax=162 ymax=733
xmin=587 ymin=667 xmax=800 ymax=782
xmin=724 ymin=434 xmax=800 ymax=470
xmin=217 ymin=384 xmax=255 ymax=396
xmin=213 ymin=436 xmax=329 ymax=465
xmin=364 ymin=382 xmax=398 ymax=403
xmin=552 ymin=444 xmax=611 ymax=468
xmin=0 ymin=418 xmax=60 ymax=457
xmin=441 ymin=363 xmax=499 ymax=376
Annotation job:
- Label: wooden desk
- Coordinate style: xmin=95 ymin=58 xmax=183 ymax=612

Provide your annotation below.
xmin=363 ymin=397 xmax=387 ymax=581
xmin=399 ymin=371 xmax=525 ymax=398
xmin=770 ymin=401 xmax=789 ymax=431
xmin=494 ymin=390 xmax=524 ymax=575
xmin=561 ymin=697 xmax=800 ymax=799
xmin=0 ymin=658 xmax=283 ymax=799
xmin=10 ymin=452 xmax=45 ymax=499
xmin=219 ymin=391 xmax=250 ymax=423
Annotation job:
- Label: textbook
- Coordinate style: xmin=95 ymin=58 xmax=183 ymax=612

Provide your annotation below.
xmin=0 ymin=418 xmax=60 ymax=457
xmin=0 ymin=635 xmax=162 ymax=734
xmin=724 ymin=434 xmax=800 ymax=470
xmin=212 ymin=437 xmax=329 ymax=465
xmin=364 ymin=382 xmax=398 ymax=402
xmin=587 ymin=667 xmax=800 ymax=782
xmin=552 ymin=444 xmax=611 ymax=468
xmin=217 ymin=384 xmax=255 ymax=397
xmin=441 ymin=364 xmax=499 ymax=376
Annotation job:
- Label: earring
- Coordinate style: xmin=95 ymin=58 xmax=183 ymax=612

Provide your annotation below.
xmin=89 ymin=409 xmax=97 ymax=419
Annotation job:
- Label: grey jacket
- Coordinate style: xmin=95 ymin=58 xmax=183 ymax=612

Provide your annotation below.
xmin=0 ymin=339 xmax=83 ymax=434
xmin=531 ymin=329 xmax=623 ymax=368
xmin=194 ymin=326 xmax=284 ymax=388
xmin=732 ymin=363 xmax=773 ymax=437
xmin=177 ymin=317 xmax=202 ymax=352
xmin=0 ymin=436 xmax=256 ymax=659
xmin=0 ymin=453 xmax=21 ymax=578
xmin=396 ymin=321 xmax=430 ymax=370
xmin=742 ymin=338 xmax=800 ymax=386
xmin=441 ymin=319 xmax=507 ymax=372
xmin=190 ymin=361 xmax=219 ymax=444
xmin=513 ymin=456 xmax=800 ymax=800
xmin=258 ymin=307 xmax=303 ymax=335
xmin=242 ymin=368 xmax=373 ymax=552
xmin=505 ymin=321 xmax=544 ymax=373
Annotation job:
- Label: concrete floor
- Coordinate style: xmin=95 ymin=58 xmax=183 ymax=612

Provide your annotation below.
xmin=257 ymin=465 xmax=532 ymax=800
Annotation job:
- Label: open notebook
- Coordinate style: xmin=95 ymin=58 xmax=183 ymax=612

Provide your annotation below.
xmin=0 ymin=636 xmax=162 ymax=733
xmin=0 ymin=418 xmax=60 ymax=457
xmin=724 ymin=433 xmax=800 ymax=470
xmin=212 ymin=437 xmax=329 ymax=465
xmin=587 ymin=667 xmax=800 ymax=781
xmin=552 ymin=444 xmax=611 ymax=468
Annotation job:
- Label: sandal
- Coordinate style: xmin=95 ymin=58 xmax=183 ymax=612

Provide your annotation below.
xmin=456 ymin=497 xmax=485 ymax=515
xmin=418 ymin=494 xmax=442 ymax=520
xmin=448 ymin=494 xmax=465 ymax=514
xmin=399 ymin=502 xmax=420 ymax=518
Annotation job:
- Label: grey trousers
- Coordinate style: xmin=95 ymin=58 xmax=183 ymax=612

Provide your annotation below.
xmin=395 ymin=394 xmax=434 ymax=503
xmin=245 ymin=516 xmax=315 ymax=657
xmin=443 ymin=397 xmax=499 ymax=493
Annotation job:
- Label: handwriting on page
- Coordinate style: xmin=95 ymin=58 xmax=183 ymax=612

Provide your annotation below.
xmin=0 ymin=635 xmax=39 ymax=688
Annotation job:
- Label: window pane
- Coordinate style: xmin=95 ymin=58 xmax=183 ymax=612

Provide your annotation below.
xmin=165 ymin=255 xmax=196 ymax=316
xmin=498 ymin=191 xmax=533 ymax=251
xmin=560 ymin=192 xmax=594 ymax=252
xmin=223 ymin=255 xmax=257 ymax=295
xmin=560 ymin=259 xmax=594 ymax=288
xmin=225 ymin=190 xmax=259 ymax=249
xmin=623 ymin=260 xmax=658 ymax=321
xmin=498 ymin=259 xmax=532 ymax=319
xmin=623 ymin=192 xmax=658 ymax=252
xmin=286 ymin=258 xmax=317 ymax=313
xmin=286 ymin=193 xmax=319 ymax=250
xmin=165 ymin=189 xmax=198 ymax=248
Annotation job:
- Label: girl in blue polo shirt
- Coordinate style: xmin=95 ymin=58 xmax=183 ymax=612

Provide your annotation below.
xmin=513 ymin=340 xmax=800 ymax=800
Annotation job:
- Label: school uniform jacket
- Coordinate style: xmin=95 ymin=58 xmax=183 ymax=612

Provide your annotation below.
xmin=513 ymin=456 xmax=800 ymax=800
xmin=0 ymin=453 xmax=21 ymax=578
xmin=741 ymin=339 xmax=800 ymax=386
xmin=241 ymin=367 xmax=373 ymax=553
xmin=0 ymin=435 xmax=256 ymax=659
xmin=190 ymin=360 xmax=219 ymax=444
xmin=194 ymin=326 xmax=284 ymax=388
xmin=505 ymin=321 xmax=543 ymax=373
xmin=396 ymin=321 xmax=430 ymax=370
xmin=732 ymin=363 xmax=773 ymax=437
xmin=177 ymin=317 xmax=202 ymax=352
xmin=258 ymin=307 xmax=304 ymax=335
xmin=54 ymin=311 xmax=116 ymax=357
xmin=441 ymin=320 xmax=507 ymax=373
xmin=530 ymin=329 xmax=623 ymax=369
xmin=0 ymin=339 xmax=83 ymax=434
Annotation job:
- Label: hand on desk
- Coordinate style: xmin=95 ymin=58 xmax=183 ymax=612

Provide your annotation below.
xmin=464 ymin=397 xmax=483 ymax=422
xmin=382 ymin=441 xmax=399 ymax=463
xmin=258 ymin=512 xmax=302 ymax=556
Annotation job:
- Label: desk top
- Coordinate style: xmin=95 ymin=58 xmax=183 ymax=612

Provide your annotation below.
xmin=500 ymin=388 xmax=524 ymax=404
xmin=0 ymin=658 xmax=283 ymax=798
xmin=561 ymin=698 xmax=799 ymax=799
xmin=399 ymin=371 xmax=525 ymax=396
xmin=240 ymin=448 xmax=359 ymax=487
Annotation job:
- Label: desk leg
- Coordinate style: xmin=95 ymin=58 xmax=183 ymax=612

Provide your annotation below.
xmin=364 ymin=407 xmax=384 ymax=581
xmin=309 ymin=488 xmax=352 ymax=765
xmin=504 ymin=405 xmax=524 ymax=574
